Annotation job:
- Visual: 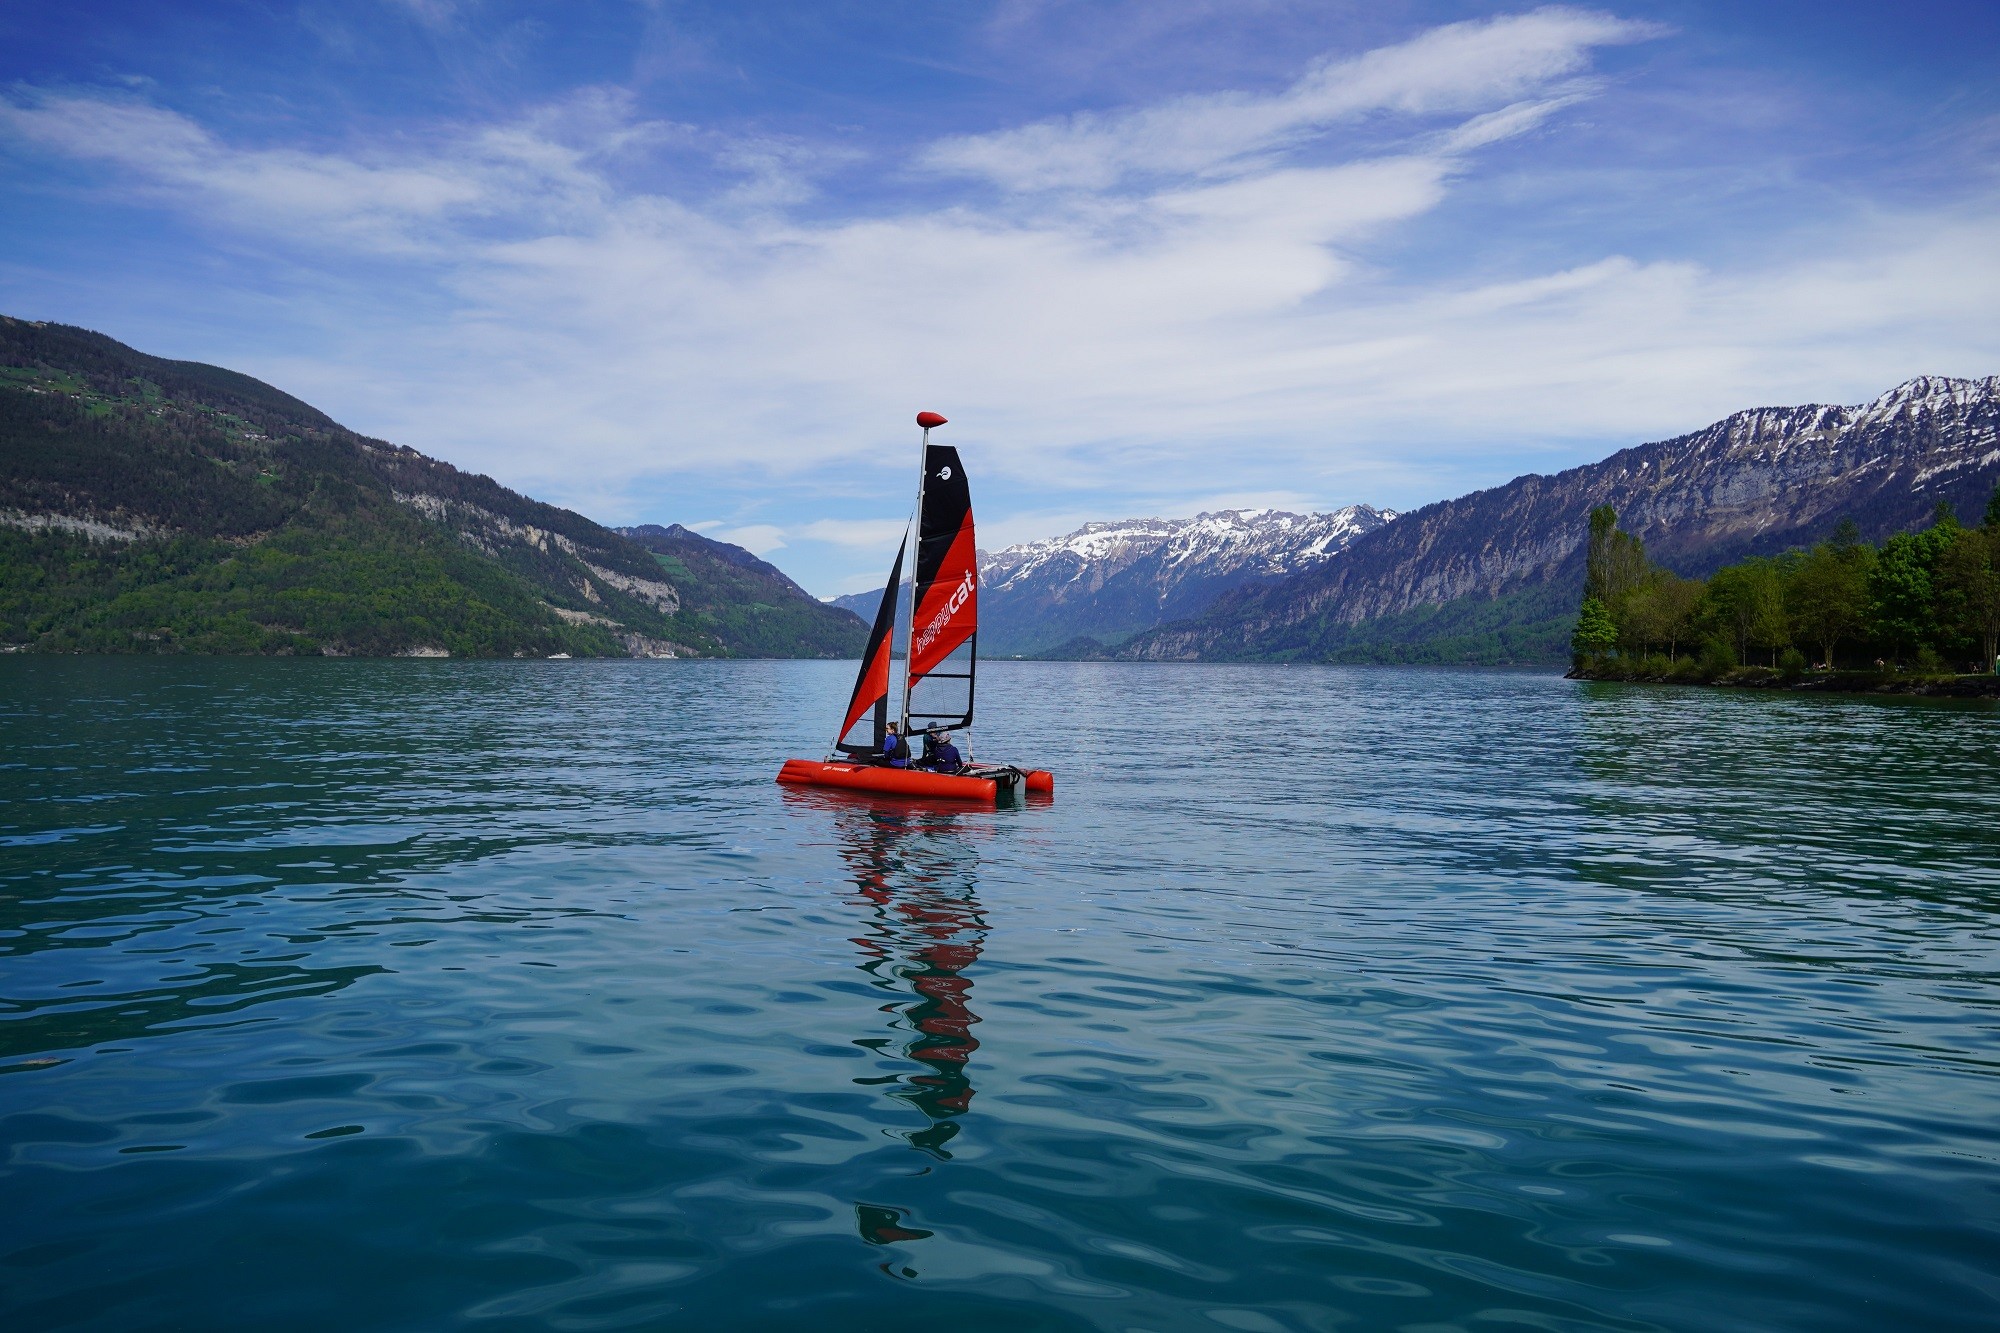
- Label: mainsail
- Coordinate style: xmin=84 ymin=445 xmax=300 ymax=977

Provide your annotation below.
xmin=835 ymin=535 xmax=906 ymax=751
xmin=902 ymin=442 xmax=978 ymax=730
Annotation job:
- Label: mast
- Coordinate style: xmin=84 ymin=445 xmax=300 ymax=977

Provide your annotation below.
xmin=900 ymin=412 xmax=946 ymax=732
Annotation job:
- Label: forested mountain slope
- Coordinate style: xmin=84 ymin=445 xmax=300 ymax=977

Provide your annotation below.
xmin=0 ymin=317 xmax=862 ymax=657
xmin=1116 ymin=376 xmax=2000 ymax=663
xmin=616 ymin=523 xmax=864 ymax=658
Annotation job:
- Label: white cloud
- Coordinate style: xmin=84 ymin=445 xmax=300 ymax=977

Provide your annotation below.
xmin=0 ymin=97 xmax=480 ymax=252
xmin=1434 ymin=94 xmax=1585 ymax=153
xmin=0 ymin=87 xmax=655 ymax=253
xmin=798 ymin=518 xmax=914 ymax=548
xmin=919 ymin=7 xmax=1656 ymax=190
xmin=829 ymin=569 xmax=897 ymax=597
xmin=704 ymin=523 xmax=788 ymax=554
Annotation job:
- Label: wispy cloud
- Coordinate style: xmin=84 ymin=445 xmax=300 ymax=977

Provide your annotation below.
xmin=696 ymin=522 xmax=788 ymax=554
xmin=798 ymin=517 xmax=915 ymax=548
xmin=920 ymin=7 xmax=1657 ymax=190
xmin=0 ymin=91 xmax=599 ymax=252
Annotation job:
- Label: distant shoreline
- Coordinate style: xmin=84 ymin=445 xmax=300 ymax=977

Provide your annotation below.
xmin=1566 ymin=664 xmax=2000 ymax=699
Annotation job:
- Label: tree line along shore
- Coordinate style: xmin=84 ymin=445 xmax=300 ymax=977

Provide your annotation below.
xmin=1568 ymin=486 xmax=2000 ymax=694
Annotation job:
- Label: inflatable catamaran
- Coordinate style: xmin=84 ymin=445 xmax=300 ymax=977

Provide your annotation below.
xmin=777 ymin=412 xmax=1054 ymax=804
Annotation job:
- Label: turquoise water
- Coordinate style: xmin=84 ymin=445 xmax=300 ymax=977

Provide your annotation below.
xmin=3 ymin=659 xmax=1997 ymax=1332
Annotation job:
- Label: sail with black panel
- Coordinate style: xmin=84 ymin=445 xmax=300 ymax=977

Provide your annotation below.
xmin=901 ymin=435 xmax=978 ymax=735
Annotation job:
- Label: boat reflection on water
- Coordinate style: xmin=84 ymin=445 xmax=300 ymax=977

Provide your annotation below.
xmin=833 ymin=803 xmax=988 ymax=1157
xmin=815 ymin=799 xmax=990 ymax=1261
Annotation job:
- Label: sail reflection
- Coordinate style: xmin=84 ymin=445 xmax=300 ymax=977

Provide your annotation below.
xmin=830 ymin=805 xmax=988 ymax=1160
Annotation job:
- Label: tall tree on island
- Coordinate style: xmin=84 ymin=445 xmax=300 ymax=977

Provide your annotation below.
xmin=1576 ymin=504 xmax=1656 ymax=664
xmin=1583 ymin=504 xmax=1650 ymax=623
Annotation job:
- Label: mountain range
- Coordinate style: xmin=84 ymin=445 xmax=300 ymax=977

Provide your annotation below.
xmin=0 ymin=317 xmax=864 ymax=657
xmin=8 ymin=315 xmax=1992 ymax=667
xmin=833 ymin=506 xmax=1395 ymax=656
xmin=1110 ymin=375 xmax=2000 ymax=663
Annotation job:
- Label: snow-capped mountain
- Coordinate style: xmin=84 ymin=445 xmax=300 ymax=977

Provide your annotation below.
xmin=986 ymin=507 xmax=1392 ymax=590
xmin=835 ymin=506 xmax=1394 ymax=655
xmin=1121 ymin=374 xmax=2000 ymax=662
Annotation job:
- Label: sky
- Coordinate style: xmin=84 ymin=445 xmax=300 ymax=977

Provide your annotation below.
xmin=3 ymin=2 xmax=1998 ymax=595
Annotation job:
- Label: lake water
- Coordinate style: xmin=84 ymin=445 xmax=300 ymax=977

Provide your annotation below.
xmin=3 ymin=659 xmax=1997 ymax=1332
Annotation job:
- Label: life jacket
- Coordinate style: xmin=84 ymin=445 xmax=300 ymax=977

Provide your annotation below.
xmin=932 ymin=743 xmax=962 ymax=774
xmin=883 ymin=733 xmax=910 ymax=767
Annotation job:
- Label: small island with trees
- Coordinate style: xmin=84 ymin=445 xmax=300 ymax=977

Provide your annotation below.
xmin=1568 ymin=485 xmax=2000 ymax=696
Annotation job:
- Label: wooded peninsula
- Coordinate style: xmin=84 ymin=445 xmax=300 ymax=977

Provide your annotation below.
xmin=1569 ymin=486 xmax=2000 ymax=692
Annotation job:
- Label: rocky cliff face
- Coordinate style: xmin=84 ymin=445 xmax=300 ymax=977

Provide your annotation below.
xmin=1121 ymin=376 xmax=2000 ymax=660
xmin=835 ymin=506 xmax=1394 ymax=655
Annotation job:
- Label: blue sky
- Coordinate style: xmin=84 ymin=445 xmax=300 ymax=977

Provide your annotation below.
xmin=4 ymin=2 xmax=1997 ymax=594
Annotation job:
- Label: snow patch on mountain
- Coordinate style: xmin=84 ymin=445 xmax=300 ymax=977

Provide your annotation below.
xmin=983 ymin=506 xmax=1396 ymax=593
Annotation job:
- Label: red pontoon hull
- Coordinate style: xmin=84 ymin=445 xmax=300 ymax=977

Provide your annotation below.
xmin=777 ymin=758 xmax=1053 ymax=803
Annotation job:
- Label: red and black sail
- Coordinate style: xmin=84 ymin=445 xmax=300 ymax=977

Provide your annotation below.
xmin=906 ymin=443 xmax=978 ymax=687
xmin=835 ymin=533 xmax=906 ymax=750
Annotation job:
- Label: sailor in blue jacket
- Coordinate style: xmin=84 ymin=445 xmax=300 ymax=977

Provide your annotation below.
xmin=879 ymin=722 xmax=911 ymax=768
xmin=921 ymin=730 xmax=964 ymax=774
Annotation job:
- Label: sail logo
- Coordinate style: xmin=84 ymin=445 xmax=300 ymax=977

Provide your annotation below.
xmin=913 ymin=569 xmax=975 ymax=658
xmin=937 ymin=466 xmax=952 ymax=481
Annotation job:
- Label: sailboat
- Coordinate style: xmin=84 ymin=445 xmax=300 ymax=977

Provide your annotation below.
xmin=777 ymin=412 xmax=1054 ymax=804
